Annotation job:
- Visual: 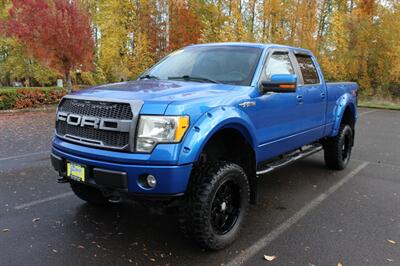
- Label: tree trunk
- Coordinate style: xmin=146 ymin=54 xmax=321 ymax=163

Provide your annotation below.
xmin=250 ymin=0 xmax=256 ymax=35
xmin=262 ymin=0 xmax=267 ymax=42
xmin=65 ymin=71 xmax=72 ymax=93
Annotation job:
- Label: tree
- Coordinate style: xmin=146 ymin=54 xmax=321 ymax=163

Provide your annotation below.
xmin=0 ymin=38 xmax=58 ymax=86
xmin=199 ymin=0 xmax=227 ymax=43
xmin=168 ymin=0 xmax=201 ymax=51
xmin=1 ymin=0 xmax=94 ymax=91
xmin=129 ymin=32 xmax=155 ymax=78
xmin=318 ymin=2 xmax=351 ymax=82
xmin=94 ymin=0 xmax=134 ymax=82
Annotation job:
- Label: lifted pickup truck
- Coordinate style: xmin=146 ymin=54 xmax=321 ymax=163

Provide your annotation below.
xmin=51 ymin=43 xmax=358 ymax=250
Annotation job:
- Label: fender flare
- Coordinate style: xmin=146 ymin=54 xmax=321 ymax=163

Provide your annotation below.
xmin=178 ymin=106 xmax=258 ymax=165
xmin=330 ymin=93 xmax=357 ymax=137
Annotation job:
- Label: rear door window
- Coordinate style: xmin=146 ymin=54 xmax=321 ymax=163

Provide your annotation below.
xmin=295 ymin=54 xmax=320 ymax=84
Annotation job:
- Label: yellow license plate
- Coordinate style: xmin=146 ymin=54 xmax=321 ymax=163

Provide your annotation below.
xmin=67 ymin=162 xmax=85 ymax=182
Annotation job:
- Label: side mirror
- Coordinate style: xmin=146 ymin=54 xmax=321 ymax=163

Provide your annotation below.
xmin=261 ymin=74 xmax=297 ymax=93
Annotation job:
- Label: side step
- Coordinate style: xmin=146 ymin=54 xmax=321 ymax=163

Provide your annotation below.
xmin=256 ymin=144 xmax=323 ymax=176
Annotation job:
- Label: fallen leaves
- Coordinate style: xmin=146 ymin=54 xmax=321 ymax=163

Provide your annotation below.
xmin=264 ymin=255 xmax=277 ymax=261
xmin=387 ymin=239 xmax=396 ymax=245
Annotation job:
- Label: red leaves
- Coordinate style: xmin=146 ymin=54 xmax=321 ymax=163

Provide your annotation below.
xmin=3 ymin=0 xmax=94 ymax=76
xmin=168 ymin=1 xmax=202 ymax=51
xmin=14 ymin=89 xmax=47 ymax=109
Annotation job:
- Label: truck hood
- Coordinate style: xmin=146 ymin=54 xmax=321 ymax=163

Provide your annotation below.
xmin=69 ymin=80 xmax=253 ymax=115
xmin=71 ymin=80 xmax=243 ymax=102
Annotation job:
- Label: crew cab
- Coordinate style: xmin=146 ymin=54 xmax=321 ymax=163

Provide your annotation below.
xmin=51 ymin=43 xmax=358 ymax=250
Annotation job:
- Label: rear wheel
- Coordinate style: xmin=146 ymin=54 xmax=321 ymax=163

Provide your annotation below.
xmin=179 ymin=162 xmax=250 ymax=250
xmin=323 ymin=124 xmax=354 ymax=170
xmin=70 ymin=181 xmax=109 ymax=205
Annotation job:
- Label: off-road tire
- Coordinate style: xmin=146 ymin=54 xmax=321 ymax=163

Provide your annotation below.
xmin=179 ymin=161 xmax=250 ymax=250
xmin=70 ymin=181 xmax=109 ymax=205
xmin=323 ymin=124 xmax=354 ymax=170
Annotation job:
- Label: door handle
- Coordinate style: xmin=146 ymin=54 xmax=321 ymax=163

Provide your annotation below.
xmin=320 ymin=92 xmax=326 ymax=99
xmin=296 ymin=95 xmax=303 ymax=103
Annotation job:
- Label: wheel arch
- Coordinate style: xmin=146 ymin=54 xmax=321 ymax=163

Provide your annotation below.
xmin=331 ymin=94 xmax=357 ymax=137
xmin=178 ymin=107 xmax=259 ymax=203
xmin=194 ymin=125 xmax=258 ymax=204
xmin=178 ymin=107 xmax=258 ymax=165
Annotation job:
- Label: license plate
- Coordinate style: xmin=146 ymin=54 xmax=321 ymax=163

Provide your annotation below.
xmin=67 ymin=161 xmax=85 ymax=182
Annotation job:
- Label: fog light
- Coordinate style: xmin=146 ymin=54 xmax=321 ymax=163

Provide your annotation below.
xmin=147 ymin=175 xmax=157 ymax=188
xmin=138 ymin=174 xmax=157 ymax=189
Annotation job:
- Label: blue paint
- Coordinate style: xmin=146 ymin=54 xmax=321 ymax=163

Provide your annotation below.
xmin=270 ymin=74 xmax=297 ymax=83
xmin=52 ymin=146 xmax=192 ymax=194
xmin=52 ymin=43 xmax=358 ymax=195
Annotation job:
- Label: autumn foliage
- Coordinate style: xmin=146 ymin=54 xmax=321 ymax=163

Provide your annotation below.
xmin=0 ymin=87 xmax=67 ymax=110
xmin=168 ymin=0 xmax=201 ymax=51
xmin=1 ymin=0 xmax=94 ymax=90
xmin=0 ymin=0 xmax=400 ymax=100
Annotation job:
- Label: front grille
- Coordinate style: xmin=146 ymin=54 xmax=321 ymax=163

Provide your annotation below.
xmin=56 ymin=98 xmax=133 ymax=150
xmin=56 ymin=122 xmax=130 ymax=148
xmin=59 ymin=99 xmax=133 ymax=119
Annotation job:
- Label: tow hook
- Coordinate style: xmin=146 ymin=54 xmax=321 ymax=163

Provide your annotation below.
xmin=57 ymin=177 xmax=69 ymax=183
xmin=108 ymin=196 xmax=122 ymax=203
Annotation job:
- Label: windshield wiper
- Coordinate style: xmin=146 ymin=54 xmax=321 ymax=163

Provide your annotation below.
xmin=139 ymin=74 xmax=159 ymax=80
xmin=168 ymin=75 xmax=219 ymax=84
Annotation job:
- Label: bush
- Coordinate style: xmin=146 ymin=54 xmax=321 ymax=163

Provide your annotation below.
xmin=0 ymin=87 xmax=67 ymax=110
xmin=0 ymin=90 xmax=18 ymax=110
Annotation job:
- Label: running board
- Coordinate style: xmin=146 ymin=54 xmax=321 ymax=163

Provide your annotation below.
xmin=256 ymin=144 xmax=323 ymax=176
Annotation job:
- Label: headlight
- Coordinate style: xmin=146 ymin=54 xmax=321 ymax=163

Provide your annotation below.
xmin=136 ymin=115 xmax=189 ymax=152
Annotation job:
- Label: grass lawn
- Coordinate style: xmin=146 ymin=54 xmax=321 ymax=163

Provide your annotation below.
xmin=358 ymin=98 xmax=400 ymax=111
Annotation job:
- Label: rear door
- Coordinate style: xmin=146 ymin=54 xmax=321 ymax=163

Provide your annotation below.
xmin=293 ymin=53 xmax=326 ymax=140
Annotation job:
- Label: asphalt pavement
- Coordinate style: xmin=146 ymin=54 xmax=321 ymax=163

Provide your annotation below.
xmin=0 ymin=108 xmax=399 ymax=266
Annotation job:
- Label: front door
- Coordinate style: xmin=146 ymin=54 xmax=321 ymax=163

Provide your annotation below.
xmin=246 ymin=50 xmax=304 ymax=162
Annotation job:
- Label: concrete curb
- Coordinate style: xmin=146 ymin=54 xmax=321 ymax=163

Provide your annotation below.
xmin=0 ymin=105 xmax=57 ymax=114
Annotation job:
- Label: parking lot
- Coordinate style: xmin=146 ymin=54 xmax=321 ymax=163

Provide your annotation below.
xmin=0 ymin=108 xmax=399 ymax=265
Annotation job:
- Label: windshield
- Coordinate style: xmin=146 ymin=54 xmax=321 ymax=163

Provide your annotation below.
xmin=144 ymin=46 xmax=263 ymax=86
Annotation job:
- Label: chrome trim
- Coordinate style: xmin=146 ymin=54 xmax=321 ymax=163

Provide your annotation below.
xmin=55 ymin=95 xmax=144 ymax=152
xmin=56 ymin=112 xmax=132 ymax=132
xmin=239 ymin=101 xmax=256 ymax=108
xmin=256 ymin=145 xmax=322 ymax=175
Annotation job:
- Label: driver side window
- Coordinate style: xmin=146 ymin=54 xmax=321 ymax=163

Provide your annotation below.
xmin=265 ymin=52 xmax=294 ymax=81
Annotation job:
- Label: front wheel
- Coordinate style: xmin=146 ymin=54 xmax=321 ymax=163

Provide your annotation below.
xmin=323 ymin=124 xmax=354 ymax=170
xmin=179 ymin=162 xmax=250 ymax=250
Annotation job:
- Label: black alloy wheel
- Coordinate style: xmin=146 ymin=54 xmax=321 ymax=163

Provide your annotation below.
xmin=210 ymin=179 xmax=241 ymax=235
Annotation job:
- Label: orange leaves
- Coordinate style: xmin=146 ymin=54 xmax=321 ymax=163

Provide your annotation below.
xmin=14 ymin=88 xmax=66 ymax=109
xmin=168 ymin=0 xmax=202 ymax=51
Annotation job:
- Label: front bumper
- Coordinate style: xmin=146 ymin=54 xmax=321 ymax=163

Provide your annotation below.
xmin=51 ymin=146 xmax=193 ymax=196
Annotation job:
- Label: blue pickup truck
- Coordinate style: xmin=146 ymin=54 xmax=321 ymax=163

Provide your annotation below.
xmin=51 ymin=43 xmax=358 ymax=250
